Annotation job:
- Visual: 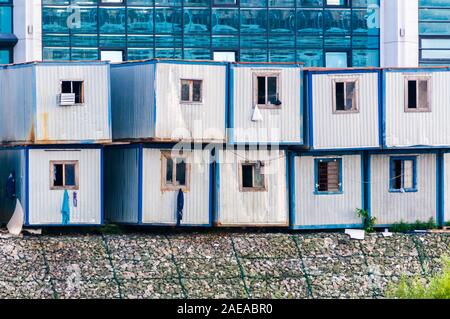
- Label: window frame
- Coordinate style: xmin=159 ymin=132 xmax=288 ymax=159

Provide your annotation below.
xmin=49 ymin=160 xmax=79 ymax=190
xmin=180 ymin=79 xmax=203 ymax=104
xmin=314 ymin=158 xmax=343 ymax=195
xmin=252 ymin=71 xmax=282 ymax=109
xmin=389 ymin=156 xmax=418 ymax=193
xmin=60 ymin=80 xmax=85 ymax=105
xmin=239 ymin=160 xmax=267 ymax=192
xmin=404 ymin=76 xmax=432 ymax=113
xmin=160 ymin=151 xmax=191 ymax=192
xmin=332 ymin=78 xmax=359 ymax=114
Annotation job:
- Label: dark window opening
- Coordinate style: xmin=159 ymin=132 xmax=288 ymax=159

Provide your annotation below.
xmin=392 ymin=160 xmax=403 ymax=190
xmin=257 ymin=76 xmax=266 ymax=105
xmin=316 ymin=160 xmax=340 ymax=193
xmin=335 ymin=82 xmax=345 ymax=111
xmin=176 ymin=160 xmax=186 ymax=186
xmin=53 ymin=164 xmax=64 ymax=187
xmin=407 ymin=80 xmax=417 ymax=109
xmin=165 ymin=158 xmax=173 ymax=183
xmin=61 ymin=80 xmax=84 ymax=104
xmin=242 ymin=164 xmax=254 ymax=188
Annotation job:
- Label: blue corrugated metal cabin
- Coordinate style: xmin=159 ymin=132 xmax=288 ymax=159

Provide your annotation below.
xmin=110 ymin=59 xmax=228 ymax=143
xmin=228 ymin=63 xmax=303 ymax=146
xmin=305 ymin=68 xmax=381 ymax=151
xmin=104 ymin=144 xmax=213 ymax=226
xmin=382 ymin=67 xmax=450 ymax=149
xmin=0 ymin=61 xmax=112 ymax=145
xmin=289 ymin=151 xmax=365 ymax=230
xmin=0 ymin=145 xmax=103 ymax=226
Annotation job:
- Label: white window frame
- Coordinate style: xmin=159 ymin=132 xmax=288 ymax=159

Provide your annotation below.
xmin=50 ymin=160 xmax=79 ymax=190
xmin=239 ymin=161 xmax=267 ymax=192
xmin=60 ymin=80 xmax=85 ymax=104
xmin=161 ymin=151 xmax=191 ymax=192
xmin=180 ymin=79 xmax=203 ymax=104
xmin=404 ymin=76 xmax=432 ymax=113
xmin=332 ymin=79 xmax=359 ymax=114
xmin=253 ymin=72 xmax=282 ymax=109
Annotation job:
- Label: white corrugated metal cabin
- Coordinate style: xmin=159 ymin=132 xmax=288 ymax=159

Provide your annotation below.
xmin=0 ymin=61 xmax=112 ymax=145
xmin=290 ymin=152 xmax=364 ymax=230
xmin=0 ymin=146 xmax=103 ymax=226
xmin=368 ymin=151 xmax=438 ymax=227
xmin=441 ymin=151 xmax=450 ymax=225
xmin=215 ymin=148 xmax=289 ymax=227
xmin=306 ymin=68 xmax=381 ymax=151
xmin=104 ymin=144 xmax=213 ymax=226
xmin=383 ymin=67 xmax=450 ymax=148
xmin=110 ymin=59 xmax=227 ymax=143
xmin=229 ymin=63 xmax=303 ymax=145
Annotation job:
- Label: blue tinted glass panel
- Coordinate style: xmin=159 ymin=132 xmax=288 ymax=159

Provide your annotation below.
xmin=297 ymin=9 xmax=323 ymax=35
xmin=325 ymin=51 xmax=348 ymax=67
xmin=128 ymin=7 xmax=154 ymax=34
xmin=99 ymin=7 xmax=126 ymax=34
xmin=43 ymin=47 xmax=71 ymax=60
xmin=0 ymin=6 xmax=12 ymax=33
xmin=155 ymin=8 xmax=182 ymax=33
xmin=71 ymin=48 xmax=98 ymax=60
xmin=212 ymin=36 xmax=238 ymax=48
xmin=128 ymin=48 xmax=154 ymax=60
xmin=240 ymin=49 xmax=267 ymax=62
xmin=269 ymin=49 xmax=295 ymax=62
xmin=212 ymin=9 xmax=238 ymax=35
xmin=43 ymin=7 xmax=70 ymax=33
xmin=0 ymin=50 xmax=10 ymax=64
xmin=240 ymin=9 xmax=267 ymax=34
xmin=352 ymin=49 xmax=379 ymax=66
xmin=297 ymin=49 xmax=323 ymax=66
xmin=269 ymin=9 xmax=295 ymax=34
xmin=184 ymin=8 xmax=211 ymax=34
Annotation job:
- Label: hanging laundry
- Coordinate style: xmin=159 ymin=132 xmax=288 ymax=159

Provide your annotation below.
xmin=62 ymin=190 xmax=70 ymax=225
xmin=251 ymin=105 xmax=263 ymax=122
xmin=6 ymin=172 xmax=16 ymax=199
xmin=73 ymin=192 xmax=78 ymax=208
xmin=176 ymin=189 xmax=184 ymax=226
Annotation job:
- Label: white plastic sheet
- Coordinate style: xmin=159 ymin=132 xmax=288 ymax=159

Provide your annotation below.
xmin=7 ymin=199 xmax=24 ymax=236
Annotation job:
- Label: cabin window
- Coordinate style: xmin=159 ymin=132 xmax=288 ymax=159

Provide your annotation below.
xmin=405 ymin=77 xmax=431 ymax=112
xmin=61 ymin=81 xmax=84 ymax=104
xmin=239 ymin=161 xmax=266 ymax=192
xmin=253 ymin=73 xmax=281 ymax=108
xmin=390 ymin=157 xmax=417 ymax=193
xmin=180 ymin=79 xmax=202 ymax=103
xmin=314 ymin=158 xmax=342 ymax=194
xmin=333 ymin=79 xmax=358 ymax=113
xmin=161 ymin=152 xmax=190 ymax=191
xmin=50 ymin=161 xmax=79 ymax=190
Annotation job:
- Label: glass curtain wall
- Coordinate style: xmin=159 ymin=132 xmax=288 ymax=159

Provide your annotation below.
xmin=42 ymin=0 xmax=380 ymax=66
xmin=0 ymin=0 xmax=13 ymax=64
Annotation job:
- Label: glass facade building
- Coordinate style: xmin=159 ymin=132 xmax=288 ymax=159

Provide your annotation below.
xmin=419 ymin=0 xmax=450 ymax=65
xmin=0 ymin=0 xmax=15 ymax=64
xmin=41 ymin=0 xmax=380 ymax=67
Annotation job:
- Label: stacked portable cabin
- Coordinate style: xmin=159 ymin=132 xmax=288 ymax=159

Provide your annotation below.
xmin=0 ymin=61 xmax=111 ymax=226
xmin=290 ymin=68 xmax=381 ymax=230
xmin=106 ymin=60 xmax=228 ymax=226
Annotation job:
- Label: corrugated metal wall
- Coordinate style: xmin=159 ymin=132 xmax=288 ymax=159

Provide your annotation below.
xmin=28 ymin=148 xmax=102 ymax=225
xmin=110 ymin=63 xmax=155 ymax=140
xmin=141 ymin=148 xmax=211 ymax=225
xmin=231 ymin=66 xmax=302 ymax=144
xmin=0 ymin=149 xmax=26 ymax=224
xmin=0 ymin=66 xmax=34 ymax=143
xmin=385 ymin=70 xmax=450 ymax=147
xmin=104 ymin=147 xmax=139 ymax=224
xmin=35 ymin=64 xmax=111 ymax=143
xmin=217 ymin=149 xmax=288 ymax=226
xmin=293 ymin=154 xmax=363 ymax=228
xmin=370 ymin=153 xmax=437 ymax=225
xmin=443 ymin=153 xmax=450 ymax=223
xmin=155 ymin=63 xmax=226 ymax=142
xmin=311 ymin=72 xmax=380 ymax=150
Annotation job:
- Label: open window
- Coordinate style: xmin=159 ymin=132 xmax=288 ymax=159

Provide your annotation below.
xmin=405 ymin=77 xmax=431 ymax=112
xmin=161 ymin=151 xmax=190 ymax=191
xmin=314 ymin=158 xmax=342 ymax=194
xmin=239 ymin=161 xmax=266 ymax=192
xmin=333 ymin=79 xmax=358 ymax=113
xmin=50 ymin=161 xmax=79 ymax=190
xmin=180 ymin=79 xmax=203 ymax=103
xmin=253 ymin=72 xmax=281 ymax=108
xmin=390 ymin=157 xmax=417 ymax=193
xmin=60 ymin=80 xmax=84 ymax=105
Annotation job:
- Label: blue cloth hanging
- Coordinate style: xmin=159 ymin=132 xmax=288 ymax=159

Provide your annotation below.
xmin=61 ymin=190 xmax=70 ymax=225
xmin=176 ymin=189 xmax=184 ymax=226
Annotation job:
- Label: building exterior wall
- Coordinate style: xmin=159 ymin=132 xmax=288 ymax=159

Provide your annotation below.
xmin=155 ymin=62 xmax=227 ymax=142
xmin=141 ymin=147 xmax=211 ymax=226
xmin=384 ymin=69 xmax=450 ymax=148
xmin=309 ymin=70 xmax=380 ymax=150
xmin=369 ymin=152 xmax=437 ymax=226
xmin=230 ymin=64 xmax=302 ymax=145
xmin=216 ymin=149 xmax=288 ymax=227
xmin=27 ymin=147 xmax=102 ymax=226
xmin=292 ymin=153 xmax=363 ymax=229
xmin=13 ymin=0 xmax=42 ymax=63
xmin=443 ymin=152 xmax=450 ymax=224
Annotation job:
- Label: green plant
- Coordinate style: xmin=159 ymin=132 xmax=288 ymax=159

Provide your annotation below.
xmin=386 ymin=256 xmax=450 ymax=299
xmin=356 ymin=208 xmax=376 ymax=233
xmin=390 ymin=218 xmax=437 ymax=233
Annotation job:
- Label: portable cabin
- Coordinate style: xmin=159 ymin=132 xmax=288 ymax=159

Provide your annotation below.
xmin=110 ymin=59 xmax=227 ymax=143
xmin=215 ymin=148 xmax=289 ymax=227
xmin=290 ymin=151 xmax=365 ymax=230
xmin=0 ymin=61 xmax=111 ymax=145
xmin=441 ymin=151 xmax=450 ymax=225
xmin=305 ymin=68 xmax=381 ymax=151
xmin=0 ymin=145 xmax=103 ymax=226
xmin=368 ymin=150 xmax=438 ymax=227
xmin=383 ymin=67 xmax=450 ymax=148
xmin=104 ymin=144 xmax=213 ymax=226
xmin=228 ymin=63 xmax=303 ymax=145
